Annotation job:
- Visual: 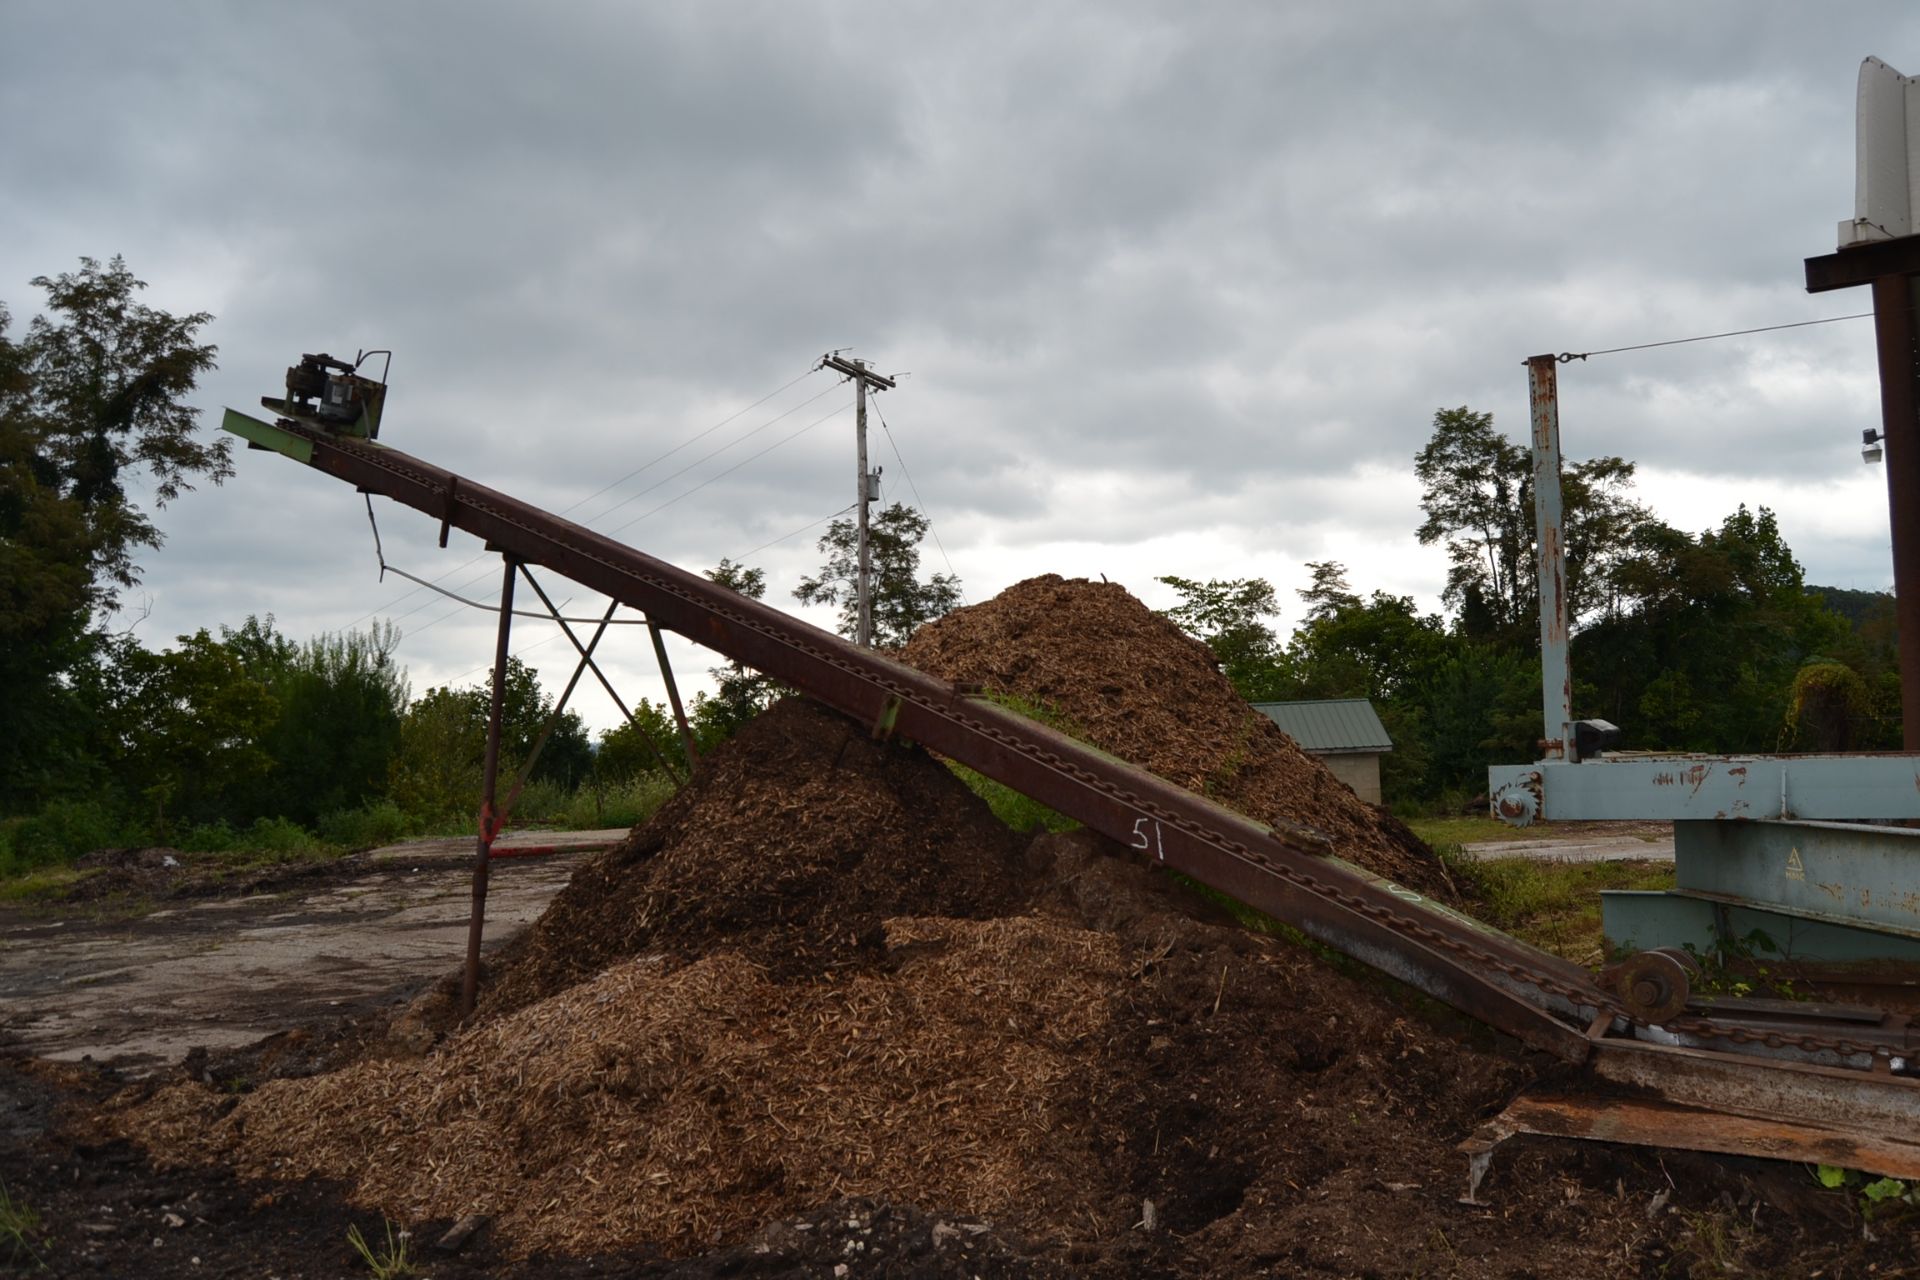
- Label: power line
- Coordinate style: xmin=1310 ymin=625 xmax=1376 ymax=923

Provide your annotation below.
xmin=732 ymin=502 xmax=857 ymax=563
xmin=871 ymin=398 xmax=966 ymax=605
xmin=1559 ymin=311 xmax=1873 ymax=362
xmin=571 ymin=366 xmax=820 ymax=517
xmin=603 ymin=400 xmax=853 ymax=537
xmin=575 ymin=381 xmax=843 ymax=528
xmin=338 ymin=365 xmax=830 ymax=632
xmin=402 ymin=400 xmax=852 ymax=645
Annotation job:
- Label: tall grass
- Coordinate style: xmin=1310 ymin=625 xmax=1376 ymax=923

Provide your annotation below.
xmin=1435 ymin=843 xmax=1674 ymax=964
xmin=948 ymin=763 xmax=1079 ymax=834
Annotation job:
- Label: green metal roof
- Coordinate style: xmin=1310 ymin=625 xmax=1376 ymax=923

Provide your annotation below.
xmin=1250 ymin=698 xmax=1393 ymax=754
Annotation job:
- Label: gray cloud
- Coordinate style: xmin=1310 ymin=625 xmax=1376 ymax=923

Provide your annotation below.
xmin=4 ymin=0 xmax=1916 ymax=728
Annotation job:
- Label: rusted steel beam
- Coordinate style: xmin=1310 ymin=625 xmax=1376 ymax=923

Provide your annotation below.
xmin=1590 ymin=1036 xmax=1920 ymax=1135
xmin=1870 ymin=274 xmax=1920 ymax=750
xmin=265 ymin=424 xmax=1600 ymax=1059
xmin=461 ymin=555 xmax=517 ymax=1018
xmin=1803 ymin=237 xmax=1920 ymax=748
xmin=648 ymin=620 xmax=700 ymax=773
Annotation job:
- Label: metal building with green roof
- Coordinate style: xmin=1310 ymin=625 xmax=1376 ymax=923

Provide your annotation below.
xmin=1249 ymin=698 xmax=1393 ymax=805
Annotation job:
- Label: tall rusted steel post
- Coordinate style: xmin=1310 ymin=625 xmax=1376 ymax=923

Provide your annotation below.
xmin=1527 ymin=355 xmax=1572 ymax=760
xmin=460 ymin=554 xmax=518 ymax=1018
xmin=1870 ymin=275 xmax=1920 ymax=749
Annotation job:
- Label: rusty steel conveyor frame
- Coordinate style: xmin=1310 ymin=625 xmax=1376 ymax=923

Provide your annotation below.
xmin=225 ymin=411 xmax=1920 ymax=1178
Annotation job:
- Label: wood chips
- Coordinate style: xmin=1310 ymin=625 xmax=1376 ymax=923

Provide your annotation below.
xmin=901 ymin=574 xmax=1456 ymax=899
xmin=127 ymin=917 xmax=1127 ymax=1258
xmin=480 ymin=696 xmax=1035 ymax=1013
xmin=110 ymin=577 xmax=1524 ymax=1269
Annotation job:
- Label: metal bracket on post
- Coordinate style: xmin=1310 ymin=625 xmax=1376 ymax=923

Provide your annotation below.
xmin=438 ymin=475 xmax=461 ymax=549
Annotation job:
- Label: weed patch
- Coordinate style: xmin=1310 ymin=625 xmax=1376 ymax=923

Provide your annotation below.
xmin=1404 ymin=815 xmax=1543 ymax=847
xmin=1438 ymin=847 xmax=1673 ymax=963
xmin=0 ymin=1179 xmax=43 ymax=1268
xmin=346 ymin=1218 xmax=417 ymax=1279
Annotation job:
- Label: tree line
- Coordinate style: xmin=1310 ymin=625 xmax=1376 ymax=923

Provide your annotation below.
xmin=0 ymin=258 xmax=966 ymax=870
xmin=1 ymin=257 xmax=1896 ymax=868
xmin=1162 ymin=407 xmax=1900 ymax=809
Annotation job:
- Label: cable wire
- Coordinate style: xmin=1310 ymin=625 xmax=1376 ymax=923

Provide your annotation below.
xmin=602 ymin=400 xmax=852 ymax=537
xmin=338 ymin=364 xmax=830 ymax=631
xmin=871 ymin=398 xmax=966 ymax=604
xmin=732 ymin=502 xmax=857 ymax=563
xmin=1559 ymin=311 xmax=1872 ymax=362
xmin=404 ymin=398 xmax=851 ymax=643
xmin=575 ymin=381 xmax=843 ymax=527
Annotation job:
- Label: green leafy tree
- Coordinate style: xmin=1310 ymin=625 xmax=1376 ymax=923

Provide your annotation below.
xmin=794 ymin=503 xmax=961 ymax=646
xmin=697 ymin=557 xmax=780 ymax=738
xmin=79 ymin=630 xmax=276 ymax=833
xmin=388 ymin=658 xmax=592 ymax=823
xmin=1282 ymin=563 xmax=1451 ymax=704
xmin=1156 ymin=574 xmax=1287 ymax=700
xmin=0 ymin=258 xmax=226 ymax=809
xmin=1414 ymin=406 xmax=1658 ymax=640
xmin=1415 ymin=407 xmax=1530 ymax=635
xmin=593 ymin=700 xmax=686 ymax=783
xmin=1577 ymin=506 xmax=1846 ymax=752
xmin=1274 ymin=562 xmax=1455 ymax=804
xmin=221 ymin=616 xmax=411 ymax=826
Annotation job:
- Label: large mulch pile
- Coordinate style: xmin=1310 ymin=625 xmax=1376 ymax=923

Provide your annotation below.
xmin=901 ymin=574 xmax=1456 ymax=900
xmin=132 ymin=915 xmax=1124 ymax=1260
xmin=100 ymin=581 xmax=1910 ymax=1276
xmin=479 ymin=695 xmax=1035 ymax=1012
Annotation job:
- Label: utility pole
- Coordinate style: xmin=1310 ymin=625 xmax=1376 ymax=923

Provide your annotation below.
xmin=820 ymin=353 xmax=896 ymax=645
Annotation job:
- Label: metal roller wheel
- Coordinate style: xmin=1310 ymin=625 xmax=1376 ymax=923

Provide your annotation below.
xmin=1610 ymin=949 xmax=1693 ymax=1023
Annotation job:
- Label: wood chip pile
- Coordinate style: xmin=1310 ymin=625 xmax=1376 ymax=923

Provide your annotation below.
xmin=901 ymin=574 xmax=1455 ymax=899
xmin=112 ymin=579 xmax=1777 ymax=1275
xmin=480 ymin=695 xmax=1035 ymax=1013
xmin=131 ymin=917 xmax=1126 ymax=1259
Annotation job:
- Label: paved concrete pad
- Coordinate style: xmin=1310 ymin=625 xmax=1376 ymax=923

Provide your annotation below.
xmin=0 ymin=831 xmax=623 ymax=1073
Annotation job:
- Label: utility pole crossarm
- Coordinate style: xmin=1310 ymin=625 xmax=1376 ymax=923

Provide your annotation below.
xmin=820 ymin=353 xmax=897 ymax=390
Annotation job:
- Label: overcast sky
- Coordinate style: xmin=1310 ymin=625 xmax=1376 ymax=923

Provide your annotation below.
xmin=4 ymin=2 xmax=1916 ymax=732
